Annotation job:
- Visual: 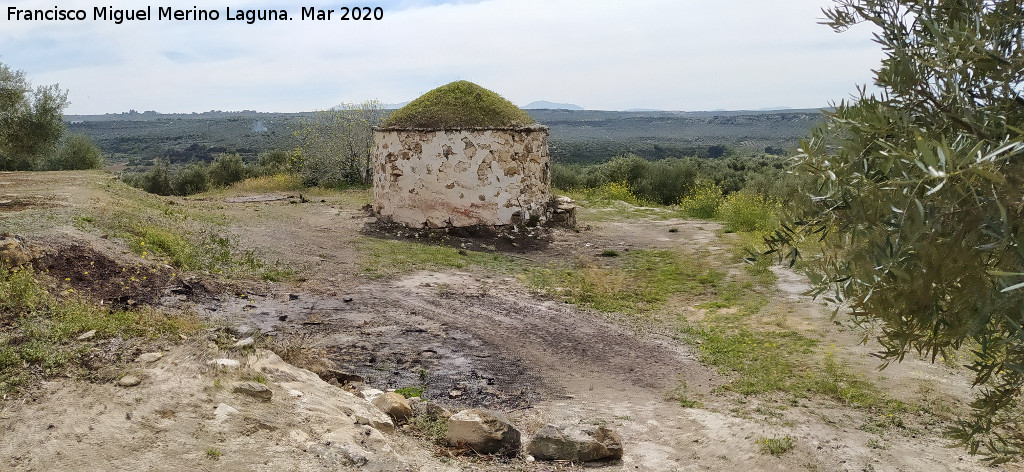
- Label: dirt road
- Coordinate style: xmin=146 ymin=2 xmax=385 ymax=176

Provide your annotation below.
xmin=1 ymin=171 xmax=1015 ymax=471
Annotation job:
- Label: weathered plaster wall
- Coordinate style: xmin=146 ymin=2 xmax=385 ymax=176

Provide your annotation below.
xmin=372 ymin=126 xmax=551 ymax=228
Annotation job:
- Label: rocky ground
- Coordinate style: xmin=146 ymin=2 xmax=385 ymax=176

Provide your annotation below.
xmin=1 ymin=170 xmax=1020 ymax=471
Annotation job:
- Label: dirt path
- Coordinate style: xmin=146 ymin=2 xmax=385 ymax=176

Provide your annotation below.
xmin=2 ymin=172 xmax=1018 ymax=471
xmin=199 ymin=246 xmax=998 ymax=470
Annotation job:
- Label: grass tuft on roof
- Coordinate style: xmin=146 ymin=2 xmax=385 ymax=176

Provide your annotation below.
xmin=382 ymin=81 xmax=536 ymax=129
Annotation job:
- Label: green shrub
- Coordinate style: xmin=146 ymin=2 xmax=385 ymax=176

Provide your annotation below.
xmin=551 ymin=162 xmax=585 ymax=190
xmin=49 ymin=133 xmax=103 ymax=170
xmin=679 ymin=182 xmax=724 ymax=219
xmin=140 ymin=160 xmax=173 ymax=196
xmin=550 ymin=153 xmax=795 ymax=206
xmin=719 ymin=191 xmax=781 ymax=233
xmin=171 ymin=163 xmax=210 ymax=196
xmin=632 ymin=158 xmax=698 ymax=205
xmin=208 ymin=153 xmax=246 ymax=187
xmin=254 ymin=150 xmax=293 ymax=176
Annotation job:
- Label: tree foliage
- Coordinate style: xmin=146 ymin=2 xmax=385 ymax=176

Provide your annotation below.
xmin=208 ymin=153 xmax=246 ymax=187
xmin=552 ymin=153 xmax=799 ymax=205
xmin=767 ymin=0 xmax=1024 ymax=461
xmin=293 ymin=100 xmax=385 ymax=187
xmin=0 ymin=62 xmax=69 ymax=170
xmin=49 ymin=133 xmax=103 ymax=170
xmin=140 ymin=159 xmax=173 ymax=196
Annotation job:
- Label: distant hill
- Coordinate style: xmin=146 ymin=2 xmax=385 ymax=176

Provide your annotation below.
xmin=522 ymin=101 xmax=584 ymax=110
xmin=525 ymin=108 xmax=824 ymax=163
xmin=331 ymin=102 xmax=409 ymax=110
xmin=63 ymin=108 xmax=824 ymax=168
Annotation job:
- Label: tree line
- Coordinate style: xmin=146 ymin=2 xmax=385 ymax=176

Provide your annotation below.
xmin=0 ymin=62 xmax=103 ymax=171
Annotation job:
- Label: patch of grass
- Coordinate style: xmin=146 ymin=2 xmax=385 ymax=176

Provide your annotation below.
xmin=680 ymin=302 xmax=910 ymax=420
xmin=249 ymin=373 xmax=268 ymax=384
xmin=560 ymin=184 xmax=688 ymax=223
xmin=408 ymin=408 xmax=449 ymax=446
xmin=395 ymin=385 xmax=425 ymax=398
xmin=729 ymin=232 xmax=779 ymax=286
xmin=76 ymin=180 xmax=293 ymax=281
xmin=205 ymin=447 xmax=222 ymax=460
xmin=358 ymin=238 xmax=519 ymax=279
xmin=527 ymin=250 xmax=723 ymax=315
xmin=813 ymin=351 xmax=889 ymax=407
xmin=383 ymin=80 xmax=534 ymax=129
xmin=756 ymin=436 xmax=794 ymax=456
xmin=683 ymin=321 xmax=815 ymax=395
xmin=585 ymin=181 xmax=650 ymax=207
xmin=671 ymin=381 xmax=703 ymax=408
xmin=228 ymin=174 xmax=304 ymax=192
xmin=599 ymin=249 xmax=620 ymax=257
xmin=0 ymin=264 xmax=201 ymax=397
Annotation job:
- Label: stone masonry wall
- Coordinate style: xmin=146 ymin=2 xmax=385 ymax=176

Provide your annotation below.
xmin=372 ymin=126 xmax=550 ymax=228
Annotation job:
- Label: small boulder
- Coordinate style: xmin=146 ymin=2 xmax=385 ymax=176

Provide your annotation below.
xmin=207 ymin=358 xmax=241 ymax=369
xmin=137 ymin=352 xmax=163 ymax=364
xmin=527 ymin=424 xmax=623 ymax=462
xmin=116 ymin=374 xmax=142 ymax=387
xmin=371 ymin=392 xmax=412 ymax=421
xmin=77 ymin=330 xmax=97 ymax=341
xmin=213 ymin=403 xmax=240 ymax=422
xmin=359 ymin=388 xmax=385 ymax=402
xmin=233 ymin=381 xmax=272 ymax=401
xmin=446 ymin=408 xmax=520 ymax=456
xmin=232 ymin=337 xmax=255 ymax=348
xmin=353 ymin=414 xmax=395 ymax=434
xmin=226 ymin=324 xmax=257 ymax=338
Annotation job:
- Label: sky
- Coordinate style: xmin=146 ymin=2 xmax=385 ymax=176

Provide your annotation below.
xmin=1 ymin=0 xmax=884 ymax=114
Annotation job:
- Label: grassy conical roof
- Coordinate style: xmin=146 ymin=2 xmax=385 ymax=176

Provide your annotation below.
xmin=383 ymin=81 xmax=536 ymax=129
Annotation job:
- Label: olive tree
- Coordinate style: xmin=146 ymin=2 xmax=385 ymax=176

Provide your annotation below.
xmin=293 ymin=100 xmax=386 ymax=187
xmin=767 ymin=0 xmax=1024 ymax=462
xmin=48 ymin=133 xmax=103 ymax=170
xmin=0 ymin=62 xmax=69 ymax=170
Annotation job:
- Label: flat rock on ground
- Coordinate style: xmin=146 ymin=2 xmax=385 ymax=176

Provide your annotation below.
xmin=446 ymin=408 xmax=521 ymax=457
xmin=527 ymin=423 xmax=623 ymax=462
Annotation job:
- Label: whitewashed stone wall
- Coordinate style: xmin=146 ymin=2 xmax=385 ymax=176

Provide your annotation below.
xmin=372 ymin=126 xmax=551 ymax=228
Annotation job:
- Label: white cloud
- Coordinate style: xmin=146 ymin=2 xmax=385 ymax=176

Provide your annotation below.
xmin=1 ymin=0 xmax=883 ymax=113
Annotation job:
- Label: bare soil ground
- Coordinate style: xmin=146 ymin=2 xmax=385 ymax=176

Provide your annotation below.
xmin=1 ymin=171 xmax=1019 ymax=471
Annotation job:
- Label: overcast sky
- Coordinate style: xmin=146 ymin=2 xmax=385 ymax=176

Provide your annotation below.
xmin=1 ymin=0 xmax=883 ymax=114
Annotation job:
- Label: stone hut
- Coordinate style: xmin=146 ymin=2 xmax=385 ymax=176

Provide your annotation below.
xmin=372 ymin=81 xmax=552 ymax=228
